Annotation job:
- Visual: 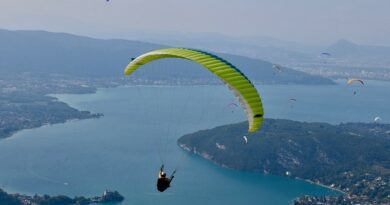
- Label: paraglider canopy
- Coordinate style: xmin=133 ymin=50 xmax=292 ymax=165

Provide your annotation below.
xmin=228 ymin=102 xmax=238 ymax=107
xmin=272 ymin=64 xmax=282 ymax=71
xmin=124 ymin=48 xmax=264 ymax=132
xmin=243 ymin=136 xmax=248 ymax=143
xmin=347 ymin=78 xmax=364 ymax=85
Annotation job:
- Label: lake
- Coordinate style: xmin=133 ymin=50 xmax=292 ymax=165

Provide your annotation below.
xmin=1 ymin=80 xmax=388 ymax=205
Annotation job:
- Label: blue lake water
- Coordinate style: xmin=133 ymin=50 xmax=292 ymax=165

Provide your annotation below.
xmin=0 ymin=80 xmax=389 ymax=205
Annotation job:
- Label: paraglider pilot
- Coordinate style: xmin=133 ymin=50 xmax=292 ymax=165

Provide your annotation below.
xmin=157 ymin=164 xmax=175 ymax=192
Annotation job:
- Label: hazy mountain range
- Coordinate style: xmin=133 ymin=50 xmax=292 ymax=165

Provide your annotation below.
xmin=2 ymin=28 xmax=389 ymax=83
xmin=0 ymin=29 xmax=333 ymax=84
xmin=126 ymin=31 xmax=390 ymax=70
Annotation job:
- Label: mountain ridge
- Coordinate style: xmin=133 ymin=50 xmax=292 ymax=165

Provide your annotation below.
xmin=0 ymin=29 xmax=333 ymax=85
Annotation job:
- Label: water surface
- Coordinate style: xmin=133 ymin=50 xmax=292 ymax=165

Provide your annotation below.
xmin=2 ymin=81 xmax=389 ymax=204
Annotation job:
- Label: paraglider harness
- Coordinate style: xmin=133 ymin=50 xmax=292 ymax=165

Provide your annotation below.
xmin=157 ymin=165 xmax=176 ymax=192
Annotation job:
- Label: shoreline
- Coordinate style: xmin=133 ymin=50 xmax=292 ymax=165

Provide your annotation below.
xmin=0 ymin=92 xmax=103 ymax=141
xmin=179 ymin=143 xmax=344 ymax=195
xmin=1 ymin=117 xmax=101 ymax=141
xmin=298 ymin=178 xmax=347 ymax=195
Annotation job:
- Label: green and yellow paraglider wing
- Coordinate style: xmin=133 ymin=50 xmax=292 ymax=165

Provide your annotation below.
xmin=124 ymin=48 xmax=264 ymax=132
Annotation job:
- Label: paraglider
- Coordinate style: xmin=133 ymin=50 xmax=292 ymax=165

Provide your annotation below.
xmin=228 ymin=102 xmax=238 ymax=113
xmin=243 ymin=136 xmax=248 ymax=144
xmin=125 ymin=48 xmax=264 ymax=133
xmin=347 ymin=78 xmax=364 ymax=95
xmin=374 ymin=117 xmax=381 ymax=123
xmin=288 ymin=98 xmax=297 ymax=109
xmin=319 ymin=52 xmax=331 ymax=64
xmin=347 ymin=78 xmax=364 ymax=85
xmin=228 ymin=102 xmax=238 ymax=107
xmin=272 ymin=64 xmax=282 ymax=75
xmin=272 ymin=64 xmax=282 ymax=71
xmin=125 ymin=48 xmax=264 ymax=192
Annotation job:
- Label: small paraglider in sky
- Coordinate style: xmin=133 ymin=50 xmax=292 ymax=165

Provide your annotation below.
xmin=228 ymin=102 xmax=238 ymax=113
xmin=347 ymin=78 xmax=364 ymax=85
xmin=347 ymin=78 xmax=364 ymax=95
xmin=320 ymin=52 xmax=331 ymax=57
xmin=374 ymin=117 xmax=381 ymax=123
xmin=288 ymin=98 xmax=297 ymax=109
xmin=272 ymin=64 xmax=282 ymax=75
xmin=228 ymin=102 xmax=238 ymax=107
xmin=272 ymin=64 xmax=282 ymax=71
xmin=243 ymin=136 xmax=248 ymax=144
xmin=319 ymin=52 xmax=331 ymax=64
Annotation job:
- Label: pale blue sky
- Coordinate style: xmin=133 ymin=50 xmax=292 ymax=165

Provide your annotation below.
xmin=1 ymin=0 xmax=389 ymax=46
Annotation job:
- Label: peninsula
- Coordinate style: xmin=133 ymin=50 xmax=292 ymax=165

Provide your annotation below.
xmin=178 ymin=119 xmax=390 ymax=204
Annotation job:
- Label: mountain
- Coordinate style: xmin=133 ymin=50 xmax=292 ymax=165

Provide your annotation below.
xmin=178 ymin=119 xmax=390 ymax=204
xmin=0 ymin=29 xmax=333 ymax=84
xmin=128 ymin=31 xmax=390 ymax=70
xmin=126 ymin=31 xmax=318 ymax=65
xmin=178 ymin=119 xmax=390 ymax=176
xmin=0 ymin=29 xmax=158 ymax=77
xmin=125 ymin=31 xmax=390 ymax=69
xmin=323 ymin=39 xmax=390 ymax=66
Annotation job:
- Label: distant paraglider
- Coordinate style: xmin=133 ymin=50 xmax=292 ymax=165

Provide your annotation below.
xmin=272 ymin=64 xmax=282 ymax=75
xmin=228 ymin=102 xmax=238 ymax=108
xmin=228 ymin=102 xmax=238 ymax=113
xmin=347 ymin=78 xmax=364 ymax=85
xmin=272 ymin=64 xmax=282 ymax=71
xmin=243 ymin=136 xmax=248 ymax=144
xmin=374 ymin=117 xmax=381 ymax=123
xmin=319 ymin=52 xmax=331 ymax=64
xmin=289 ymin=98 xmax=297 ymax=109
xmin=347 ymin=78 xmax=364 ymax=95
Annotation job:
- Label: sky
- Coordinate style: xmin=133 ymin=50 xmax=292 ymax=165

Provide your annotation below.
xmin=1 ymin=0 xmax=390 ymax=46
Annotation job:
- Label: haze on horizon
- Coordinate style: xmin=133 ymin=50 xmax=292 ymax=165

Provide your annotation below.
xmin=1 ymin=0 xmax=390 ymax=46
